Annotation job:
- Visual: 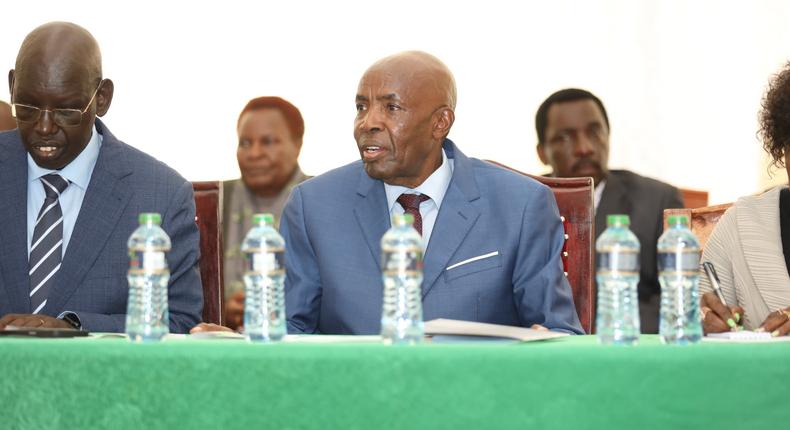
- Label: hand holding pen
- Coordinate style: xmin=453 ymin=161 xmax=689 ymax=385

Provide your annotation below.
xmin=700 ymin=262 xmax=745 ymax=334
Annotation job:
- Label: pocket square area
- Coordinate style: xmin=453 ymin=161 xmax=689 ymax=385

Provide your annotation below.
xmin=444 ymin=251 xmax=501 ymax=281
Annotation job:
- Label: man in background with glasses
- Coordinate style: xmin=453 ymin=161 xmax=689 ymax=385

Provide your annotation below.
xmin=534 ymin=88 xmax=683 ymax=333
xmin=0 ymin=22 xmax=203 ymax=333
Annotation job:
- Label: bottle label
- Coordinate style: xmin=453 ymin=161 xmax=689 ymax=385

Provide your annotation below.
xmin=658 ymin=251 xmax=700 ymax=275
xmin=244 ymin=251 xmax=285 ymax=276
xmin=596 ymin=250 xmax=639 ymax=275
xmin=381 ymin=246 xmax=423 ymax=274
xmin=128 ymin=250 xmax=168 ymax=274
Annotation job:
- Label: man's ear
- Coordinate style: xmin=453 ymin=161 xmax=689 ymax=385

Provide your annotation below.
xmin=95 ymin=79 xmax=114 ymax=117
xmin=432 ymin=107 xmax=455 ymax=140
xmin=536 ymin=142 xmax=549 ymax=165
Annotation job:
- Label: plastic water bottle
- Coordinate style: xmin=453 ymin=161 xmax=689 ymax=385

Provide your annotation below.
xmin=241 ymin=213 xmax=286 ymax=342
xmin=126 ymin=213 xmax=171 ymax=342
xmin=380 ymin=213 xmax=424 ymax=344
xmin=595 ymin=214 xmax=641 ymax=345
xmin=658 ymin=214 xmax=702 ymax=345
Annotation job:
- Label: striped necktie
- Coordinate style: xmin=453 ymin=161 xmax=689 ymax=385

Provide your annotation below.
xmin=29 ymin=173 xmax=69 ymax=315
xmin=396 ymin=193 xmax=431 ymax=236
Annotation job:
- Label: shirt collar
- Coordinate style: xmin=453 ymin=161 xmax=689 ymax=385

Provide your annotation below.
xmin=384 ymin=148 xmax=454 ymax=211
xmin=27 ymin=124 xmax=103 ymax=190
xmin=594 ymin=178 xmax=607 ymax=211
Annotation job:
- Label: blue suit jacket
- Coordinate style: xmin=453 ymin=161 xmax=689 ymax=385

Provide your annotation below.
xmin=281 ymin=140 xmax=582 ymax=334
xmin=0 ymin=120 xmax=203 ymax=333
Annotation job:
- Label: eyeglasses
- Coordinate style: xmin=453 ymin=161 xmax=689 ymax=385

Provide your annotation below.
xmin=11 ymin=80 xmax=103 ymax=128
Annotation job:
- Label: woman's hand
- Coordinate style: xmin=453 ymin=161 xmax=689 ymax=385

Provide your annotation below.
xmin=757 ymin=308 xmax=790 ymax=337
xmin=700 ymin=292 xmax=744 ymax=334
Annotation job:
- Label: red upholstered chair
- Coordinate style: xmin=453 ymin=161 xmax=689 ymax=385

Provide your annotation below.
xmin=192 ymin=181 xmax=224 ymax=325
xmin=486 ymin=161 xmax=595 ymax=334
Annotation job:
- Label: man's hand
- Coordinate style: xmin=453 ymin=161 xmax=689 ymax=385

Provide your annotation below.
xmin=0 ymin=314 xmax=73 ymax=330
xmin=190 ymin=323 xmax=235 ymax=334
xmin=701 ymin=292 xmax=744 ymax=334
xmin=757 ymin=308 xmax=790 ymax=337
xmin=224 ymin=291 xmax=245 ymax=331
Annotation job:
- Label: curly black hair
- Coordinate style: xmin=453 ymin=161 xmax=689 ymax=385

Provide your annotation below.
xmin=759 ymin=62 xmax=790 ymax=168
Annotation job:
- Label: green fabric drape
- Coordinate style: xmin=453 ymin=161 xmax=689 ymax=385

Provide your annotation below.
xmin=1 ymin=335 xmax=788 ymax=429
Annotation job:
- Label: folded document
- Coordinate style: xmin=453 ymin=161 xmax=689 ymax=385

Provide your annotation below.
xmin=424 ymin=318 xmax=569 ymax=342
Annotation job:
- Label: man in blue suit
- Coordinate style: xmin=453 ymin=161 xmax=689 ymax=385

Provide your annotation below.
xmin=282 ymin=51 xmax=582 ymax=334
xmin=0 ymin=22 xmax=202 ymax=333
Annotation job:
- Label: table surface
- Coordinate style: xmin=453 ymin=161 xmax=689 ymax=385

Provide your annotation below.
xmin=1 ymin=334 xmax=789 ymax=430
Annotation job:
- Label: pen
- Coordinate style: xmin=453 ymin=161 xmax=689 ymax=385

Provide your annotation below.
xmin=702 ymin=262 xmax=727 ymax=306
xmin=702 ymin=261 xmax=740 ymax=329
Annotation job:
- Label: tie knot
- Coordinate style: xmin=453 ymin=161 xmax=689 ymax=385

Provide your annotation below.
xmin=40 ymin=174 xmax=69 ymax=199
xmin=397 ymin=193 xmax=430 ymax=211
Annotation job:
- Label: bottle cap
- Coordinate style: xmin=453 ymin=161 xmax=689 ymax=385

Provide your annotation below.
xmin=392 ymin=213 xmax=415 ymax=226
xmin=252 ymin=213 xmax=275 ymax=226
xmin=606 ymin=214 xmax=630 ymax=227
xmin=667 ymin=214 xmax=689 ymax=227
xmin=138 ymin=212 xmax=161 ymax=225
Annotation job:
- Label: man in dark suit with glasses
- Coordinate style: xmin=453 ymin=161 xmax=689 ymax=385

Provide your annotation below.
xmin=0 ymin=22 xmax=203 ymax=333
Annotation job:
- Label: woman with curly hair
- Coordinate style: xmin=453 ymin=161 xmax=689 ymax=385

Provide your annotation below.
xmin=699 ymin=63 xmax=790 ymax=336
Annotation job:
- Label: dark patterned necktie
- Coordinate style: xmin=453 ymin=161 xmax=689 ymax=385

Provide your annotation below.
xmin=29 ymin=173 xmax=69 ymax=314
xmin=396 ymin=193 xmax=431 ymax=235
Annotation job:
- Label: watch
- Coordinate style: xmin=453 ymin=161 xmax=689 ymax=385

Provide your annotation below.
xmin=60 ymin=312 xmax=82 ymax=330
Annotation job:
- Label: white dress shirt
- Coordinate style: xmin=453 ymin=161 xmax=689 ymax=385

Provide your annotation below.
xmin=27 ymin=125 xmax=102 ymax=257
xmin=384 ymin=148 xmax=454 ymax=251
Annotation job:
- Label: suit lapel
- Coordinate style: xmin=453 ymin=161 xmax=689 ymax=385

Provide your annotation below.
xmin=0 ymin=131 xmax=34 ymax=313
xmin=44 ymin=120 xmax=134 ymax=314
xmin=352 ymin=168 xmax=391 ymax=272
xmin=421 ymin=140 xmax=481 ymax=298
xmin=595 ymin=172 xmax=630 ymax=238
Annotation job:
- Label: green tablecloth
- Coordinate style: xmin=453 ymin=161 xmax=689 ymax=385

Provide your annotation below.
xmin=1 ymin=335 xmax=788 ymax=429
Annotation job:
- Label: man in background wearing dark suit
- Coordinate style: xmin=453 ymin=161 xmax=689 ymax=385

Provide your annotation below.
xmin=535 ymin=88 xmax=683 ymax=333
xmin=0 ymin=22 xmax=202 ymax=332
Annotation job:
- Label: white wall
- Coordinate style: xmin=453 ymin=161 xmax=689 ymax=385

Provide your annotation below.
xmin=3 ymin=0 xmax=790 ymax=204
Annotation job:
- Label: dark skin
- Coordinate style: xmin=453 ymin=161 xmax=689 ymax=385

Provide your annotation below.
xmin=237 ymin=108 xmax=302 ymax=198
xmin=536 ymin=99 xmax=609 ymax=186
xmin=353 ymin=52 xmax=454 ymax=188
xmin=0 ymin=22 xmax=114 ymax=330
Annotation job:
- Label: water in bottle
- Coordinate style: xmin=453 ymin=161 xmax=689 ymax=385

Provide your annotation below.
xmin=126 ymin=213 xmax=171 ymax=342
xmin=658 ymin=214 xmax=702 ymax=345
xmin=380 ymin=213 xmax=424 ymax=344
xmin=595 ymin=214 xmax=641 ymax=345
xmin=242 ymin=213 xmax=286 ymax=342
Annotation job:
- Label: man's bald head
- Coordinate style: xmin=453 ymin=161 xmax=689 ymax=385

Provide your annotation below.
xmin=15 ymin=22 xmax=102 ymax=93
xmin=364 ymin=51 xmax=457 ymax=110
xmin=354 ymin=51 xmax=457 ymax=188
xmin=9 ymin=22 xmax=113 ymax=170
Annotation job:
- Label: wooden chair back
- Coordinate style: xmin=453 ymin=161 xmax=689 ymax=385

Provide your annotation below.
xmin=663 ymin=203 xmax=732 ymax=252
xmin=192 ymin=181 xmax=224 ymax=325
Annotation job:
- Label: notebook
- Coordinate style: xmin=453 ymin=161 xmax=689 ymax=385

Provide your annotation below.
xmin=704 ymin=331 xmax=790 ymax=343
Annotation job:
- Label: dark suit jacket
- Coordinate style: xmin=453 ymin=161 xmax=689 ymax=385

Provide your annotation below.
xmin=281 ymin=139 xmax=583 ymax=335
xmin=596 ymin=169 xmax=684 ymax=332
xmin=0 ymin=120 xmax=203 ymax=332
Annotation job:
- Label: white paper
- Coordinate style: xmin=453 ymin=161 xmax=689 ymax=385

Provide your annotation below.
xmin=704 ymin=331 xmax=790 ymax=343
xmin=424 ymin=318 xmax=569 ymax=342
